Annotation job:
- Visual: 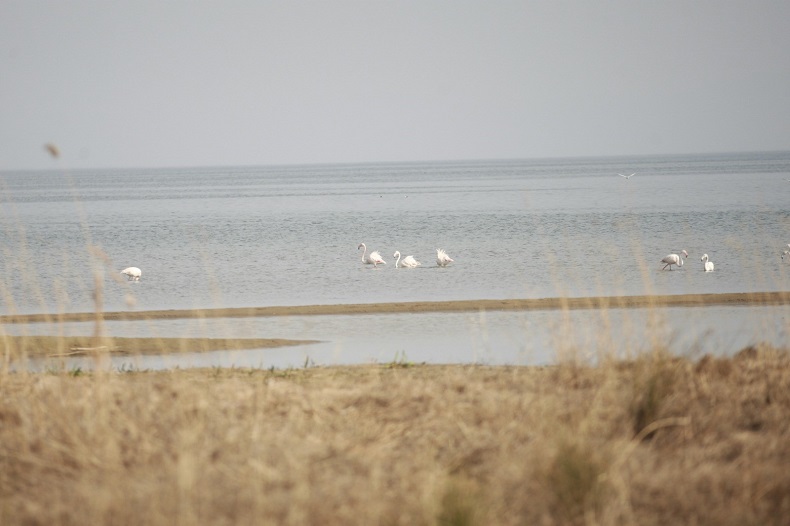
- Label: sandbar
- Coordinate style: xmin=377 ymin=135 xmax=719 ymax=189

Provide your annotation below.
xmin=2 ymin=291 xmax=789 ymax=325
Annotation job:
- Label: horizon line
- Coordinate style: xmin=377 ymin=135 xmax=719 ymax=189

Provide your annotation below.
xmin=2 ymin=148 xmax=789 ymax=175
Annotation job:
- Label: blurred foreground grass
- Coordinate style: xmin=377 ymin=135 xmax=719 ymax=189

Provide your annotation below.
xmin=1 ymin=346 xmax=788 ymax=525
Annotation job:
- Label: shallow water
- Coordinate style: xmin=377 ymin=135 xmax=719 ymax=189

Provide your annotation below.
xmin=2 ymin=152 xmax=790 ymax=368
xmin=16 ymin=303 xmax=790 ymax=372
xmin=2 ymin=152 xmax=790 ymax=315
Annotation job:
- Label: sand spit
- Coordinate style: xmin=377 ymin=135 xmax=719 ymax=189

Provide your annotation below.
xmin=2 ymin=291 xmax=790 ymax=325
xmin=2 ymin=336 xmax=319 ymax=359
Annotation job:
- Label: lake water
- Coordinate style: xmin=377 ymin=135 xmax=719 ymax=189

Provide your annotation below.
xmin=2 ymin=152 xmax=790 ymax=369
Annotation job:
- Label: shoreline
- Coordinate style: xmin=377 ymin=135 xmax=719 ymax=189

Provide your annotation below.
xmin=2 ymin=291 xmax=790 ymax=324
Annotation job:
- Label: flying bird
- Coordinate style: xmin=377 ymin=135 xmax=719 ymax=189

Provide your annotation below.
xmin=661 ymin=250 xmax=688 ymax=271
xmin=436 ymin=248 xmax=454 ymax=267
xmin=618 ymin=173 xmax=635 ymax=179
xmin=44 ymin=143 xmax=60 ymax=159
xmin=700 ymin=254 xmax=714 ymax=272
xmin=121 ymin=267 xmax=142 ymax=281
xmin=358 ymin=243 xmax=386 ymax=267
xmin=394 ymin=251 xmax=421 ymax=268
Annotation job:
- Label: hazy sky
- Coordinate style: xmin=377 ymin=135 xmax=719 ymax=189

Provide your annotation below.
xmin=2 ymin=1 xmax=789 ymax=170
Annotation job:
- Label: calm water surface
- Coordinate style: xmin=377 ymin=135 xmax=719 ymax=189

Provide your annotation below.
xmin=21 ymin=305 xmax=790 ymax=371
xmin=3 ymin=152 xmax=790 ymax=368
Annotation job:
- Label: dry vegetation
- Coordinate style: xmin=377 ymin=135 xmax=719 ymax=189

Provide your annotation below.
xmin=1 ymin=345 xmax=789 ymax=525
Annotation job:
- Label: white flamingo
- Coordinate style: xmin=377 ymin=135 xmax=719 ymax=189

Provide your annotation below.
xmin=618 ymin=173 xmax=635 ymax=179
xmin=121 ymin=267 xmax=142 ymax=281
xmin=436 ymin=248 xmax=454 ymax=267
xmin=358 ymin=243 xmax=386 ymax=267
xmin=700 ymin=254 xmax=714 ymax=272
xmin=660 ymin=249 xmax=688 ymax=271
xmin=394 ymin=251 xmax=421 ymax=268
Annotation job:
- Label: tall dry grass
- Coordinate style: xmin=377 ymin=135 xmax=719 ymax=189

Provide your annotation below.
xmin=1 ymin=346 xmax=788 ymax=525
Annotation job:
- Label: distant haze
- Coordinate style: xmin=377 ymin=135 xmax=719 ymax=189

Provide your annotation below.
xmin=1 ymin=1 xmax=789 ymax=170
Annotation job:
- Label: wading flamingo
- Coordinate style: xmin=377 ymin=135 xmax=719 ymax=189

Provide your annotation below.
xmin=358 ymin=243 xmax=386 ymax=267
xmin=121 ymin=267 xmax=142 ymax=281
xmin=394 ymin=251 xmax=421 ymax=268
xmin=700 ymin=254 xmax=714 ymax=272
xmin=660 ymin=250 xmax=687 ymax=271
xmin=436 ymin=248 xmax=454 ymax=267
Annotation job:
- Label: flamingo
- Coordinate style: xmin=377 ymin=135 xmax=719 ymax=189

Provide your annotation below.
xmin=783 ymin=244 xmax=790 ymax=260
xmin=358 ymin=243 xmax=386 ymax=267
xmin=660 ymin=250 xmax=687 ymax=271
xmin=618 ymin=173 xmax=635 ymax=180
xmin=436 ymin=248 xmax=454 ymax=267
xmin=394 ymin=251 xmax=421 ymax=268
xmin=700 ymin=254 xmax=714 ymax=272
xmin=121 ymin=267 xmax=142 ymax=281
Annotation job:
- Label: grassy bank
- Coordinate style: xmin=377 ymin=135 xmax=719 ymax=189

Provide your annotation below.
xmin=1 ymin=348 xmax=788 ymax=525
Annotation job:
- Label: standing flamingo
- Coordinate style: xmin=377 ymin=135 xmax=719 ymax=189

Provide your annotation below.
xmin=660 ymin=250 xmax=688 ymax=270
xmin=358 ymin=243 xmax=386 ymax=267
xmin=700 ymin=254 xmax=714 ymax=272
xmin=436 ymin=248 xmax=454 ymax=267
xmin=121 ymin=267 xmax=142 ymax=281
xmin=394 ymin=251 xmax=421 ymax=268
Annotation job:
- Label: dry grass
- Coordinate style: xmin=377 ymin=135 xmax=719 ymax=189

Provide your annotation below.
xmin=1 ymin=346 xmax=789 ymax=525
